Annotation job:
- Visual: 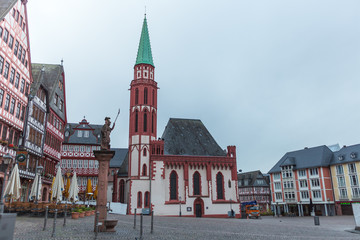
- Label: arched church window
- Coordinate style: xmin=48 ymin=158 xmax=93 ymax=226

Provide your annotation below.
xmin=151 ymin=112 xmax=154 ymax=133
xmin=144 ymin=88 xmax=148 ymax=104
xmin=193 ymin=171 xmax=201 ymax=195
xmin=143 ymin=111 xmax=147 ymax=132
xmin=135 ymin=110 xmax=138 ymax=132
xmin=152 ymin=89 xmax=155 ymax=105
xmin=142 ymin=164 xmax=147 ymax=176
xmin=143 ymin=149 xmax=147 ymax=156
xmin=119 ymin=179 xmax=125 ymax=203
xmin=144 ymin=191 xmax=150 ymax=208
xmin=135 ymin=88 xmax=139 ymax=105
xmin=137 ymin=191 xmax=142 ymax=208
xmin=216 ymin=172 xmax=224 ymax=200
xmin=170 ymin=171 xmax=178 ymax=200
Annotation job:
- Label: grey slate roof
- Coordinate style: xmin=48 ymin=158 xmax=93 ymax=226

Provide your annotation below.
xmin=268 ymin=145 xmax=333 ymax=174
xmin=331 ymin=144 xmax=360 ymax=165
xmin=110 ymin=148 xmax=128 ymax=168
xmin=32 ymin=63 xmax=66 ymax=122
xmin=237 ymin=170 xmax=269 ymax=187
xmin=0 ymin=0 xmax=16 ymax=20
xmin=161 ymin=118 xmax=226 ymax=156
xmin=117 ymin=151 xmax=128 ymax=177
xmin=63 ymin=119 xmax=102 ymax=145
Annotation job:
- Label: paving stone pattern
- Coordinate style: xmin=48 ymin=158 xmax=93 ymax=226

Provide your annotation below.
xmin=13 ymin=215 xmax=360 ymax=240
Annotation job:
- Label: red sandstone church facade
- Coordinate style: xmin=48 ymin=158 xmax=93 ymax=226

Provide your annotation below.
xmin=114 ymin=16 xmax=239 ymax=217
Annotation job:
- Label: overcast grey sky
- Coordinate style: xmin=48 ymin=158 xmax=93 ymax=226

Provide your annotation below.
xmin=27 ymin=0 xmax=360 ymax=173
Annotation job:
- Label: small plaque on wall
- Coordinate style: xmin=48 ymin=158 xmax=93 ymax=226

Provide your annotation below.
xmin=187 ymin=207 xmax=192 ymax=212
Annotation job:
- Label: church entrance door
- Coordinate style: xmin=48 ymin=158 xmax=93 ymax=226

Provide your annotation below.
xmin=194 ymin=198 xmax=204 ymax=217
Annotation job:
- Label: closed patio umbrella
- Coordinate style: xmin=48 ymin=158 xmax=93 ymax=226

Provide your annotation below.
xmin=49 ymin=177 xmax=55 ymax=196
xmin=51 ymin=165 xmax=64 ymax=202
xmin=93 ymin=184 xmax=98 ymax=200
xmin=29 ymin=173 xmax=42 ymax=201
xmin=3 ymin=164 xmax=21 ymax=201
xmin=68 ymin=172 xmax=79 ymax=202
xmin=85 ymin=178 xmax=92 ymax=198
xmin=63 ymin=176 xmax=70 ymax=200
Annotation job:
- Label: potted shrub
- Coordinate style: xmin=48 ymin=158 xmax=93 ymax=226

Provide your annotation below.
xmin=91 ymin=207 xmax=96 ymax=215
xmin=71 ymin=209 xmax=79 ymax=219
xmin=85 ymin=207 xmax=91 ymax=216
xmin=78 ymin=209 xmax=85 ymax=218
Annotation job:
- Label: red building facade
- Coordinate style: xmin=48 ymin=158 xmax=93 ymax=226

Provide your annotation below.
xmin=269 ymin=146 xmax=335 ymax=216
xmin=0 ymin=0 xmax=32 ymax=199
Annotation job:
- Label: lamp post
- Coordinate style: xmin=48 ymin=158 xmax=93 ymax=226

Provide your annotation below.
xmin=35 ymin=166 xmax=43 ymax=205
xmin=0 ymin=154 xmax=14 ymax=213
xmin=179 ymin=196 xmax=182 ymax=217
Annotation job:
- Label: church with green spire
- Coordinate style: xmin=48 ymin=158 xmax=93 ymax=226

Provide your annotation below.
xmin=135 ymin=15 xmax=154 ymax=67
xmin=114 ymin=15 xmax=239 ymax=219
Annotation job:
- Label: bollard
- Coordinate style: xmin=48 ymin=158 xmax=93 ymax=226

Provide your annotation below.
xmin=63 ymin=203 xmax=67 ymax=227
xmin=133 ymin=209 xmax=137 ymax=229
xmin=150 ymin=211 xmax=154 ymax=234
xmin=314 ymin=216 xmax=320 ymax=226
xmin=52 ymin=209 xmax=58 ymax=237
xmin=140 ymin=213 xmax=143 ymax=240
xmin=43 ymin=206 xmax=48 ymax=231
xmin=95 ymin=211 xmax=100 ymax=239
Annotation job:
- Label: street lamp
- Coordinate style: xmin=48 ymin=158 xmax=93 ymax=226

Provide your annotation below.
xmin=35 ymin=166 xmax=43 ymax=205
xmin=179 ymin=196 xmax=182 ymax=217
xmin=0 ymin=154 xmax=14 ymax=213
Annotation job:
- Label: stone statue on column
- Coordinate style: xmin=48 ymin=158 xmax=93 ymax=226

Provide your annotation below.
xmin=101 ymin=117 xmax=115 ymax=150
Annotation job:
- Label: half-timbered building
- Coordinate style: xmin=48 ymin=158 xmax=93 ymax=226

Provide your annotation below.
xmin=29 ymin=63 xmax=67 ymax=201
xmin=237 ymin=170 xmax=271 ymax=212
xmin=61 ymin=118 xmax=101 ymax=201
xmin=0 ymin=0 xmax=32 ymax=199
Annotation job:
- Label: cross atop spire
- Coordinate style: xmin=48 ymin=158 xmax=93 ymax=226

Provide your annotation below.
xmin=135 ymin=16 xmax=154 ymax=67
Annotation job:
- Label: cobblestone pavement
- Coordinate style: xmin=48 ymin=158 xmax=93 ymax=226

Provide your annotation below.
xmin=13 ymin=214 xmax=360 ymax=240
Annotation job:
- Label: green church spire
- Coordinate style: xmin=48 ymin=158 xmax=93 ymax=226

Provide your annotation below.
xmin=135 ymin=15 xmax=154 ymax=67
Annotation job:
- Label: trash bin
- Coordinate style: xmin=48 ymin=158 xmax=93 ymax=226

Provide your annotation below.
xmin=314 ymin=216 xmax=320 ymax=226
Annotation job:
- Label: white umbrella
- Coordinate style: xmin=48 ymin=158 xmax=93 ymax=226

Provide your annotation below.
xmin=51 ymin=165 xmax=64 ymax=202
xmin=68 ymin=172 xmax=79 ymax=202
xmin=29 ymin=173 xmax=42 ymax=201
xmin=3 ymin=164 xmax=21 ymax=200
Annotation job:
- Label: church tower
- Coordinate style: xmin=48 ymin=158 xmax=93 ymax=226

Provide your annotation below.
xmin=128 ymin=15 xmax=157 ymax=213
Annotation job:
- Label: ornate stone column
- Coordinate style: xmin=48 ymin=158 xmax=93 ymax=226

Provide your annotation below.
xmin=93 ymin=150 xmax=115 ymax=232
